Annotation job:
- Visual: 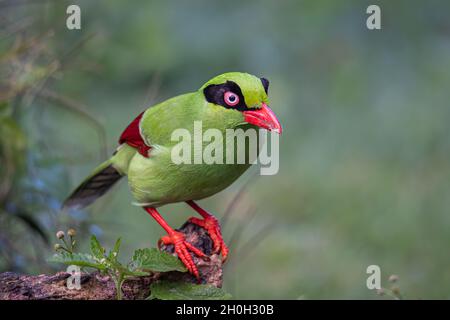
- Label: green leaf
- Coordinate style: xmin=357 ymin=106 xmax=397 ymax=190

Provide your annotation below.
xmin=130 ymin=248 xmax=187 ymax=273
xmin=148 ymin=280 xmax=232 ymax=300
xmin=112 ymin=238 xmax=121 ymax=255
xmin=90 ymin=235 xmax=105 ymax=259
xmin=48 ymin=252 xmax=105 ymax=270
xmin=108 ymin=237 xmax=121 ymax=262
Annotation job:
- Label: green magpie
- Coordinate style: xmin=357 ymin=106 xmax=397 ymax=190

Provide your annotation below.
xmin=63 ymin=72 xmax=282 ymax=278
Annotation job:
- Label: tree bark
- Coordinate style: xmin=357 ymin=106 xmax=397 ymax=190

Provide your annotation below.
xmin=0 ymin=222 xmax=223 ymax=300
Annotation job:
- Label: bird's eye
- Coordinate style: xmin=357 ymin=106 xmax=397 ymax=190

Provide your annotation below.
xmin=224 ymin=91 xmax=239 ymax=107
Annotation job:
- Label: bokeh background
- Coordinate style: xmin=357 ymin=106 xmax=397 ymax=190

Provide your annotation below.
xmin=2 ymin=0 xmax=450 ymax=299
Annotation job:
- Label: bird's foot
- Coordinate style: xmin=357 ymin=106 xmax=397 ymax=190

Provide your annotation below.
xmin=158 ymin=231 xmax=206 ymax=279
xmin=188 ymin=216 xmax=229 ymax=262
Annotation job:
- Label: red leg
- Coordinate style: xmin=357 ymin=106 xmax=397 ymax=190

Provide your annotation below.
xmin=186 ymin=200 xmax=229 ymax=262
xmin=144 ymin=207 xmax=206 ymax=278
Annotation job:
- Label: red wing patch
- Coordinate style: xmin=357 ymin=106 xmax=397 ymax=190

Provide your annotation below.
xmin=118 ymin=111 xmax=151 ymax=157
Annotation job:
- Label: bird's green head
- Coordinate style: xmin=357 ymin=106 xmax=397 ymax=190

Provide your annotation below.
xmin=200 ymin=72 xmax=282 ymax=134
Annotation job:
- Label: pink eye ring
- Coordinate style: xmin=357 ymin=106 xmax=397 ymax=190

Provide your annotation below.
xmin=224 ymin=91 xmax=239 ymax=106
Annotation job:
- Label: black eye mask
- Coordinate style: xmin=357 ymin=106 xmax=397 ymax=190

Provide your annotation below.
xmin=203 ymin=78 xmax=269 ymax=111
xmin=203 ymin=81 xmax=249 ymax=111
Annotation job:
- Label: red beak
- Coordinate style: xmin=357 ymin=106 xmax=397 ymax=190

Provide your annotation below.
xmin=243 ymin=102 xmax=282 ymax=134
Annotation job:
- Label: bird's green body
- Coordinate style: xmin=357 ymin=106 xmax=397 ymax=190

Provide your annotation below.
xmin=77 ymin=73 xmax=267 ymax=207
xmin=115 ymin=133 xmax=254 ymax=208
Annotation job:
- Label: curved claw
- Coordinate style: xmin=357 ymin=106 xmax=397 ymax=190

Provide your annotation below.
xmin=188 ymin=216 xmax=229 ymax=262
xmin=158 ymin=231 xmax=206 ymax=279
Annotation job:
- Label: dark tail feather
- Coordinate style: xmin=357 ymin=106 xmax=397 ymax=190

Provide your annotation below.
xmin=63 ymin=164 xmax=122 ymax=210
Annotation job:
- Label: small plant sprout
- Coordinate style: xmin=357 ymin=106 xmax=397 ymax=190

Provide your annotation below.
xmin=387 ymin=274 xmax=403 ymax=299
xmin=375 ymin=274 xmax=403 ymax=300
xmin=54 ymin=229 xmax=77 ymax=254
xmin=67 ymin=228 xmax=77 ymax=251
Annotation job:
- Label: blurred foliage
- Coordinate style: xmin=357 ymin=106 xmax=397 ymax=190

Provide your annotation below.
xmin=0 ymin=0 xmax=104 ymax=273
xmin=1 ymin=0 xmax=450 ymax=299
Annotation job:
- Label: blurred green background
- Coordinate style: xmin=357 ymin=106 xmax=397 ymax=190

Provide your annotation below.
xmin=2 ymin=0 xmax=450 ymax=299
